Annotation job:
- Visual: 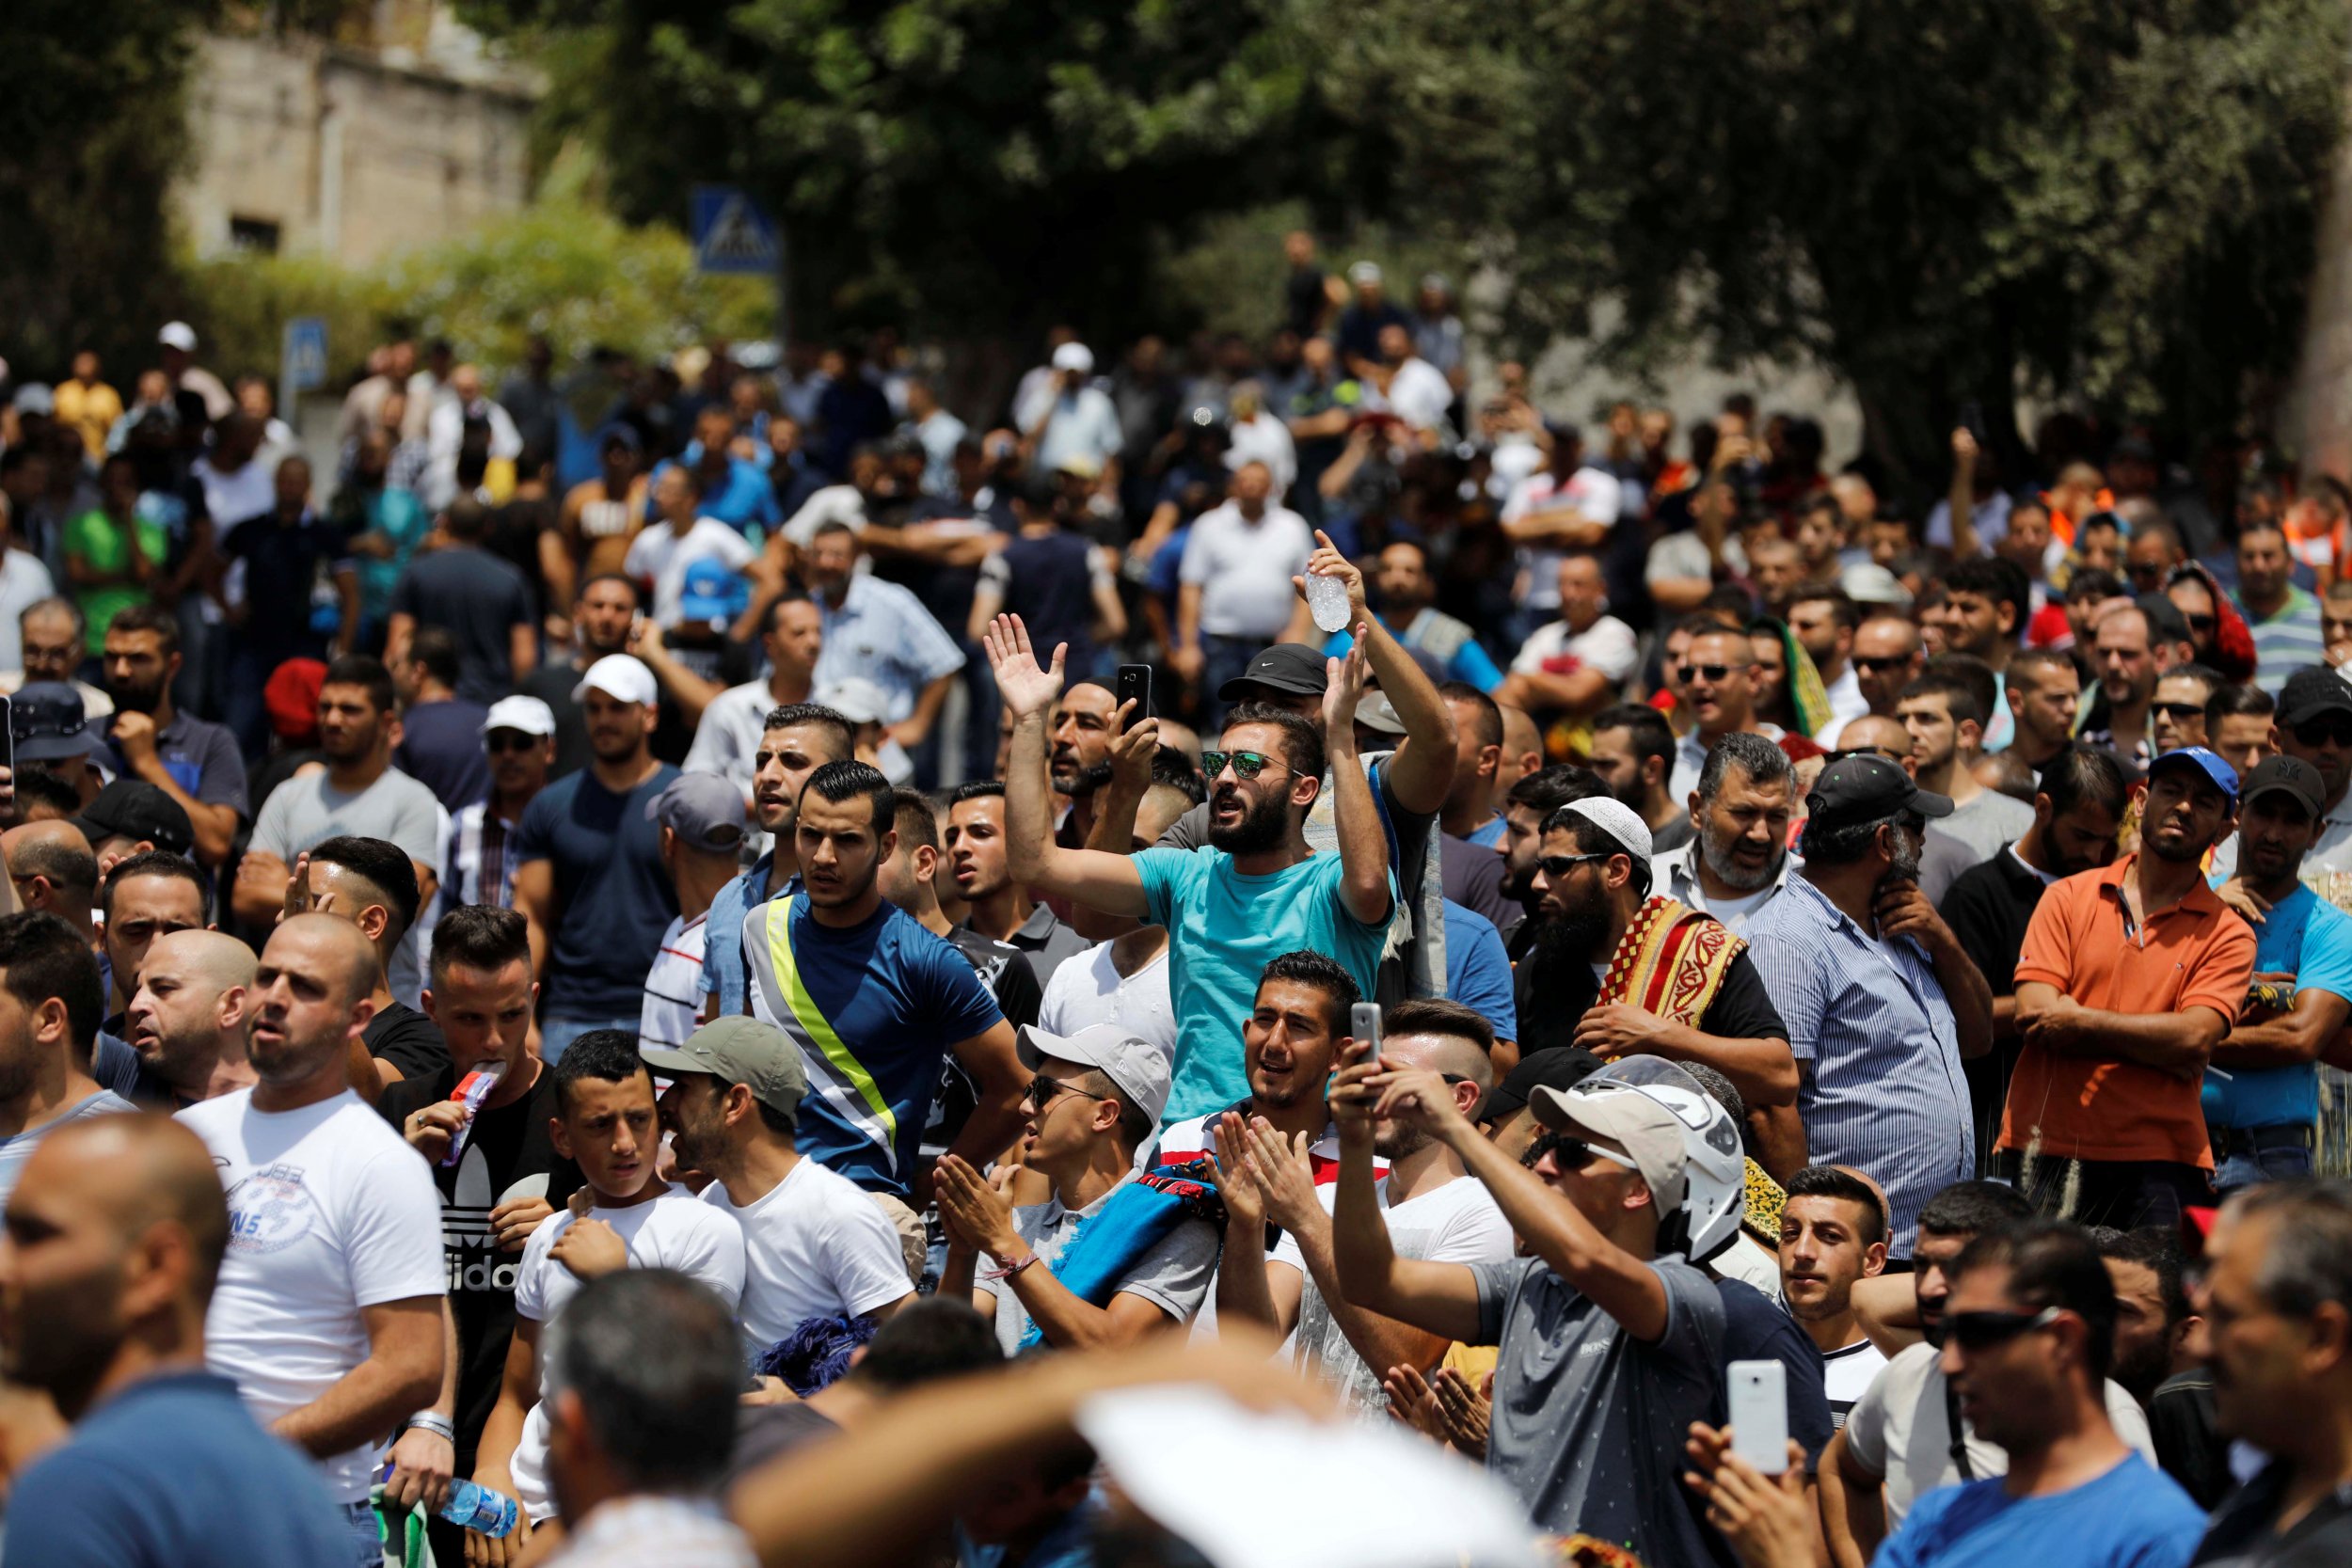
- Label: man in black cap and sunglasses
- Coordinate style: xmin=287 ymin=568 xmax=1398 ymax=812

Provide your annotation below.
xmin=2219 ymin=663 xmax=2352 ymax=893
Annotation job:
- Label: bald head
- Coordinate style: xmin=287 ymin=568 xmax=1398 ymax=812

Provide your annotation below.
xmin=127 ymin=928 xmax=258 ymax=1099
xmin=1 ymin=1115 xmax=230 ymax=1405
xmin=265 ymin=914 xmax=380 ymax=1006
xmin=3 ymin=820 xmax=98 ymax=920
xmin=1834 ymin=714 xmax=1910 ymax=757
xmin=153 ymin=928 xmax=258 ymax=993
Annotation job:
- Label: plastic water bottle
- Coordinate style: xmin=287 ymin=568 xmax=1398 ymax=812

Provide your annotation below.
xmin=437 ymin=1480 xmax=520 ymax=1538
xmin=1305 ymin=570 xmax=1354 ymax=635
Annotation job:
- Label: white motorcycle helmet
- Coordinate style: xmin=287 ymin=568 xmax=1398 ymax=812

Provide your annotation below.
xmin=1539 ymin=1054 xmax=1747 ymax=1262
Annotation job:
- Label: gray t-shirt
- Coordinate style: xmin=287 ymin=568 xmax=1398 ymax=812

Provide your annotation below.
xmin=251 ymin=767 xmax=445 ymax=1002
xmin=979 ymin=1173 xmax=1219 ymax=1354
xmin=1935 ymin=788 xmax=2037 ymax=872
xmin=1471 ymin=1253 xmax=1725 ymax=1564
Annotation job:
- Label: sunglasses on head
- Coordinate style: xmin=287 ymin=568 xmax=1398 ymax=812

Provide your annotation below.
xmin=1943 ymin=1304 xmax=2064 ymax=1351
xmin=1201 ymin=749 xmax=1289 ymax=783
xmin=1537 ymin=852 xmax=1611 ymax=879
xmin=2294 ymin=717 xmax=2352 ymax=749
xmin=1675 ymin=663 xmax=1738 ymax=685
xmin=1025 ymin=1073 xmax=1115 ymax=1110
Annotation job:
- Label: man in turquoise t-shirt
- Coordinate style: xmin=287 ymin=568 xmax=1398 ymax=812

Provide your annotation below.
xmin=986 ymin=612 xmax=1393 ymax=1123
xmin=2208 ymin=755 xmax=2352 ymax=1194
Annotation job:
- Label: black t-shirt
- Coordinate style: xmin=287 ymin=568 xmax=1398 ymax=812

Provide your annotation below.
xmin=389 ymin=546 xmax=533 ymax=705
xmin=2191 ymin=1456 xmax=2352 ymax=1565
xmin=1516 ymin=935 xmax=1788 ymax=1058
xmin=1939 ymin=848 xmax=2050 ymax=1164
xmin=1713 ymin=1278 xmax=1835 ymax=1469
xmin=485 ymin=493 xmax=556 ymax=620
xmin=365 ymin=1001 xmax=450 ymax=1085
xmin=1285 ymin=264 xmax=1329 ymax=338
xmin=2150 ymin=1371 xmax=2233 ymax=1511
xmin=923 ymin=929 xmax=1041 ymax=1160
xmin=392 ymin=697 xmax=493 ymax=812
xmin=377 ymin=1064 xmax=582 ymax=1466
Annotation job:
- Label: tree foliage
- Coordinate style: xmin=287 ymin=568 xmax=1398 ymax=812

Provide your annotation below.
xmin=0 ymin=0 xmax=221 ymax=378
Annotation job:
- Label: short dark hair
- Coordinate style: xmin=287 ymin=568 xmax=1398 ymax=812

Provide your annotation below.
xmin=2008 ymin=646 xmax=2079 ymax=689
xmin=2040 ymin=745 xmax=2130 ymax=821
xmin=850 ymin=1296 xmax=1005 ymax=1390
xmin=9 ymin=768 xmax=80 ymax=818
xmin=429 ymin=904 xmax=531 ymax=985
xmin=320 ymin=654 xmax=396 ymax=714
xmin=1949 ymin=1219 xmax=2119 ymax=1381
xmin=1788 ymin=586 xmax=1861 ymax=632
xmin=2158 ymin=663 xmax=2224 ymax=704
xmin=1946 ymin=558 xmax=2031 ymax=638
xmin=949 ymin=780 xmax=1006 ymax=806
xmin=407 ymin=626 xmax=461 ymax=690
xmin=1921 ymin=654 xmax=1996 ymax=733
xmin=761 ymin=703 xmax=855 ymax=762
xmin=892 ymin=790 xmax=940 ymax=852
xmin=550 ymin=1029 xmax=655 ymax=1116
xmin=442 ymin=497 xmax=489 ymax=542
xmin=1900 ymin=670 xmax=1989 ymax=731
xmin=1438 ymin=681 xmax=1503 ymax=750
xmin=548 ymin=1269 xmax=743 ymax=1492
xmin=1697 ymin=731 xmax=1791 ymax=803
xmin=2206 ymin=681 xmax=2275 ymax=731
xmin=1783 ymin=1165 xmax=1888 ymax=1250
xmin=1256 ymin=949 xmax=1359 ymax=1037
xmin=1381 ymin=997 xmax=1496 ymax=1059
xmin=1591 ymin=704 xmax=1675 ymax=776
xmin=2064 ymin=566 xmax=2125 ymax=604
xmin=101 ymin=849 xmax=213 ymax=925
xmin=762 ymin=589 xmax=815 ymax=636
xmin=802 ymin=759 xmax=895 ymax=832
xmin=106 ymin=602 xmax=180 ymax=655
xmin=0 ymin=911 xmax=103 ymax=1065
xmin=579 ymin=572 xmax=640 ymax=607
xmin=1152 ymin=747 xmax=1206 ymax=802
xmin=1506 ymin=763 xmax=1606 ymax=817
xmin=308 ymin=836 xmax=421 ymax=944
xmin=1224 ymin=702 xmax=1327 ymax=786
xmin=2094 ymin=1227 xmax=2190 ymax=1331
xmin=1917 ymin=1179 xmax=2034 ymax=1242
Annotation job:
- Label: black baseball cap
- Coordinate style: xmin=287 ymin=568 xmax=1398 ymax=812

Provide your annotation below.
xmin=1473 ymin=1046 xmax=1606 ymax=1126
xmin=2278 ymin=666 xmax=2352 ymax=729
xmin=1806 ymin=753 xmax=1953 ymax=829
xmin=2135 ymin=592 xmax=2193 ymax=646
xmin=2240 ymin=754 xmax=2327 ymax=818
xmin=9 ymin=683 xmax=88 ymax=762
xmin=72 ymin=779 xmax=195 ymax=857
xmin=1217 ymin=643 xmax=1328 ymax=703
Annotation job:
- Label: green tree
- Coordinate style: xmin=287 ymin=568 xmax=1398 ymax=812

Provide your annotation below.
xmin=458 ymin=0 xmax=1331 ymax=396
xmin=1311 ymin=0 xmax=2346 ymax=492
xmin=0 ymin=0 xmax=221 ymax=378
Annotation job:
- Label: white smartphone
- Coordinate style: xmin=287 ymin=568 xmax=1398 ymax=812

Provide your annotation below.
xmin=1726 ymin=1359 xmax=1790 ymax=1474
xmin=1350 ymin=1002 xmax=1383 ymax=1066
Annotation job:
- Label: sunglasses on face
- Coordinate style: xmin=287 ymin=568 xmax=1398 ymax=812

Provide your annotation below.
xmin=1025 ymin=1074 xmax=1115 ymax=1111
xmin=2182 ymin=612 xmax=2217 ymax=633
xmin=1943 ymin=1304 xmax=2064 ymax=1351
xmin=1201 ymin=750 xmax=1290 ymax=783
xmin=1674 ymin=663 xmax=1738 ymax=685
xmin=1537 ymin=852 xmax=1610 ymax=879
xmin=1532 ymin=1132 xmax=1641 ymax=1175
xmin=2295 ymin=718 xmax=2352 ymax=750
xmin=1853 ymin=655 xmax=1914 ymax=674
xmin=2151 ymin=702 xmax=2205 ymax=722
xmin=1829 ymin=745 xmax=1907 ymax=764
xmin=485 ymin=731 xmax=541 ymax=753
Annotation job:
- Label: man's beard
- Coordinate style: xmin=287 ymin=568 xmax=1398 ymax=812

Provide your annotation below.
xmin=109 ymin=673 xmax=167 ymax=716
xmin=1208 ymin=785 xmax=1291 ymax=854
xmin=1375 ymin=1120 xmax=1433 ymax=1162
xmin=1880 ymin=824 xmax=1924 ymax=885
xmin=1053 ymin=759 xmax=1114 ymax=798
xmin=246 ymin=1020 xmax=341 ymax=1085
xmin=1698 ymin=827 xmax=1781 ymax=893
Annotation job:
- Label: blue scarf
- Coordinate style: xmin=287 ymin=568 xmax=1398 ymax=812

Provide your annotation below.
xmin=1016 ymin=1157 xmax=1226 ymax=1351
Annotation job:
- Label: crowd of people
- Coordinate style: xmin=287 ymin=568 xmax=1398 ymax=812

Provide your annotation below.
xmin=2 ymin=238 xmax=2352 ymax=1567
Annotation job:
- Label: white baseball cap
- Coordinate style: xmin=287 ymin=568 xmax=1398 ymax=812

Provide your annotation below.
xmin=815 ymin=676 xmax=892 ymax=726
xmin=1347 ymin=260 xmax=1384 ymax=286
xmin=481 ymin=694 xmax=558 ymax=738
xmin=572 ymin=653 xmax=659 ymax=707
xmin=1556 ymin=796 xmax=1653 ymax=862
xmin=1020 ymin=1023 xmax=1171 ymax=1127
xmin=157 ymin=322 xmax=199 ymax=352
xmin=1051 ymin=341 xmax=1095 ymax=374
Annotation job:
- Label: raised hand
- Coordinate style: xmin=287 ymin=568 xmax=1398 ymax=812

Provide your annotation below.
xmin=1211 ymin=1110 xmax=1266 ymax=1231
xmin=1322 ymin=626 xmax=1371 ymax=738
xmin=1293 ymin=529 xmax=1368 ymax=621
xmin=1240 ymin=1116 xmax=1320 ymax=1233
xmin=1105 ymin=700 xmax=1161 ymax=794
xmin=981 ymin=613 xmax=1066 ymax=723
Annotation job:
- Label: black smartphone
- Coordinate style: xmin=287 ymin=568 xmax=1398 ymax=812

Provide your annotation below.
xmin=1958 ymin=399 xmax=1987 ymax=444
xmin=1116 ymin=664 xmax=1152 ymax=732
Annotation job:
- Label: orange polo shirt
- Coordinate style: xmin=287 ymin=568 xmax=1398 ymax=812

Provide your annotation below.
xmin=1999 ymin=854 xmax=2254 ymax=1167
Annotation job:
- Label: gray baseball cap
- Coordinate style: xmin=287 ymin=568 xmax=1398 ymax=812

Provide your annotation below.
xmin=644 ymin=771 xmax=747 ymax=854
xmin=1019 ymin=1023 xmax=1171 ymax=1127
xmin=640 ymin=1017 xmax=807 ymax=1121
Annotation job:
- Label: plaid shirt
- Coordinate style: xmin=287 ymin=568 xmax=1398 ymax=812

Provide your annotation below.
xmin=444 ymin=800 xmax=518 ymax=909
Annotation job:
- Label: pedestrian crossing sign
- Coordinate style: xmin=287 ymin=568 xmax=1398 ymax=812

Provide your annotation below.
xmin=692 ymin=186 xmax=781 ymax=275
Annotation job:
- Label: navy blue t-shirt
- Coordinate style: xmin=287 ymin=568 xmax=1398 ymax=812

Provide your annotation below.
xmin=1713 ymin=1276 xmax=1836 ymax=1468
xmin=513 ymin=763 xmax=680 ymax=1017
xmin=989 ymin=530 xmax=1101 ymax=674
xmin=388 ymin=545 xmax=533 ymax=704
xmin=223 ymin=511 xmax=352 ymax=662
xmin=391 ymin=696 xmax=492 ymax=812
xmin=7 ymin=1370 xmax=349 ymax=1567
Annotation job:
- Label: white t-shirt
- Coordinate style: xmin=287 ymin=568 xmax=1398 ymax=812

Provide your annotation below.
xmin=0 ymin=550 xmax=56 ymax=673
xmin=195 ymin=455 xmax=278 ymax=538
xmin=1508 ymin=614 xmax=1640 ymax=686
xmin=1178 ymin=502 xmax=1315 ymax=640
xmin=1271 ymin=1174 xmax=1513 ymax=1418
xmin=177 ymin=1089 xmax=447 ymax=1503
xmin=1504 ymin=466 xmax=1625 ymax=611
xmin=1376 ymin=357 xmax=1454 ymax=434
xmin=507 ymin=1187 xmax=745 ymax=1517
xmin=682 ymin=680 xmax=781 ymax=800
xmin=1821 ymin=1337 xmax=1888 ymax=1428
xmin=1843 ymin=1339 xmax=2156 ymax=1527
xmin=704 ymin=1157 xmax=914 ymax=1352
xmin=641 ymin=912 xmax=708 ymax=1053
xmin=625 ymin=516 xmax=758 ymax=629
xmin=1036 ymin=940 xmax=1176 ymax=1068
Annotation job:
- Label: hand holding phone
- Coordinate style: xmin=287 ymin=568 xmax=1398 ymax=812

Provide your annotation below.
xmin=1115 ymin=664 xmax=1152 ymax=734
xmin=1351 ymin=1002 xmax=1383 ymax=1067
xmin=1726 ymin=1359 xmax=1790 ymax=1474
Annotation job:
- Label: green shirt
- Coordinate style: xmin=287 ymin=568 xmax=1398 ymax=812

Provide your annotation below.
xmin=63 ymin=508 xmax=166 ymax=653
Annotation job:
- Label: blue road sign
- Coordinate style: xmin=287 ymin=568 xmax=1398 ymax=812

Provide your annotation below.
xmin=282 ymin=316 xmax=328 ymax=392
xmin=692 ymin=186 xmax=782 ymax=275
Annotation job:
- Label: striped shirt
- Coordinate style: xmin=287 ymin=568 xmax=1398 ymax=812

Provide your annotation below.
xmin=2238 ymin=585 xmax=2328 ymax=693
xmin=1742 ymin=873 xmax=1975 ymax=1255
xmin=444 ymin=800 xmax=519 ymax=910
xmin=809 ymin=574 xmax=965 ymax=723
xmin=641 ymin=911 xmax=709 ymax=1053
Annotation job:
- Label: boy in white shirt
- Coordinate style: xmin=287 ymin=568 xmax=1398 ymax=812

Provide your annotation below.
xmin=471 ymin=1032 xmax=745 ymax=1551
